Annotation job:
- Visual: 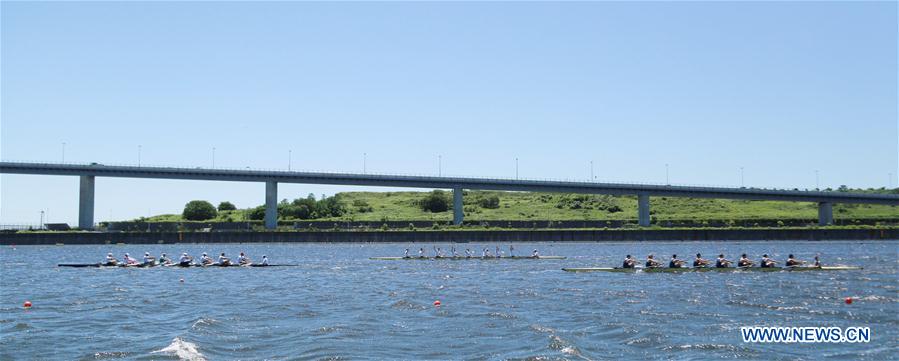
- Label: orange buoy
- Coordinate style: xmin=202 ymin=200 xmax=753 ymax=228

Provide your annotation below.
xmin=23 ymin=301 xmax=32 ymax=308
xmin=845 ymin=297 xmax=853 ymax=305
xmin=433 ymin=300 xmax=441 ymax=306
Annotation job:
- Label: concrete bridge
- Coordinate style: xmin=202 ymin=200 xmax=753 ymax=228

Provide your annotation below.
xmin=2 ymin=161 xmax=897 ymax=230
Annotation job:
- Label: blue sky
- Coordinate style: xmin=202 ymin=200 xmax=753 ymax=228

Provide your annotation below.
xmin=1 ymin=2 xmax=896 ymax=225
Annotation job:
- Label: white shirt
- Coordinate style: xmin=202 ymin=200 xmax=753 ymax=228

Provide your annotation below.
xmin=261 ymin=257 xmax=269 ymax=265
xmin=143 ymin=255 xmax=154 ymax=263
xmin=238 ymin=255 xmax=249 ymax=263
xmin=180 ymin=255 xmax=191 ymax=263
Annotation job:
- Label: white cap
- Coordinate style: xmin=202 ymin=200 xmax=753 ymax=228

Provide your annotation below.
xmin=145 ymin=252 xmax=150 ymax=256
xmin=182 ymin=253 xmax=187 ymax=256
xmin=107 ymin=253 xmax=113 ymax=256
xmin=124 ymin=253 xmax=129 ymax=256
xmin=202 ymin=253 xmax=207 ymax=256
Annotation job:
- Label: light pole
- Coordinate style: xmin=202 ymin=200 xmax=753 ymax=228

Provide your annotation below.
xmin=62 ymin=142 xmax=66 ymax=163
xmin=590 ymin=160 xmax=594 ymax=181
xmin=138 ymin=145 xmax=142 ymax=166
xmin=515 ymin=157 xmax=519 ymax=180
xmin=665 ymin=163 xmax=669 ymax=185
xmin=363 ymin=153 xmax=367 ymax=174
xmin=438 ymin=155 xmax=442 ymax=177
xmin=740 ymin=167 xmax=744 ymax=187
xmin=288 ymin=150 xmax=292 ymax=171
xmin=40 ymin=210 xmax=44 ymax=230
xmin=212 ymin=147 xmax=216 ymax=168
xmin=815 ymin=170 xmax=819 ymax=190
xmin=890 ymin=173 xmax=894 ymax=188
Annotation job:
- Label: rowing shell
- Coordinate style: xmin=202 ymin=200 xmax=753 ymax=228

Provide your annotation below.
xmin=562 ymin=266 xmax=862 ymax=273
xmin=370 ymin=256 xmax=566 ymax=260
xmin=57 ymin=263 xmax=298 ymax=268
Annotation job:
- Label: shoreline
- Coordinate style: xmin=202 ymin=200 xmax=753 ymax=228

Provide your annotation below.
xmin=2 ymin=228 xmax=896 ymax=245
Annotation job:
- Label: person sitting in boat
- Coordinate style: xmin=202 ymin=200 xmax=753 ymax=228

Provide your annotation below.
xmin=813 ymin=256 xmax=820 ymax=267
xmin=715 ymin=254 xmax=732 ymax=268
xmin=158 ymin=253 xmax=172 ymax=265
xmin=451 ymin=246 xmax=458 ymax=257
xmin=260 ymin=255 xmax=269 ymax=266
xmin=759 ymin=254 xmax=777 ymax=268
xmin=531 ymin=249 xmax=539 ymax=258
xmin=496 ymin=246 xmax=502 ymax=258
xmin=218 ymin=253 xmax=232 ymax=266
xmin=200 ymin=253 xmax=214 ymax=265
xmin=418 ymin=248 xmax=425 ymax=258
xmin=179 ymin=253 xmax=193 ymax=267
xmin=403 ymin=249 xmax=410 ymax=259
xmin=142 ymin=252 xmax=156 ymax=266
xmin=123 ymin=253 xmax=139 ymax=265
xmin=693 ymin=253 xmax=711 ymax=268
xmin=104 ymin=253 xmax=118 ymax=266
xmin=622 ymin=255 xmax=636 ymax=269
xmin=645 ymin=254 xmax=661 ymax=268
xmin=509 ymin=245 xmax=515 ymax=257
xmin=465 ymin=248 xmax=472 ymax=258
xmin=737 ymin=254 xmax=754 ymax=267
xmin=669 ymin=254 xmax=687 ymax=268
xmin=435 ymin=247 xmax=444 ymax=258
xmin=238 ymin=252 xmax=251 ymax=266
xmin=785 ymin=254 xmax=804 ymax=267
xmin=483 ymin=247 xmax=491 ymax=258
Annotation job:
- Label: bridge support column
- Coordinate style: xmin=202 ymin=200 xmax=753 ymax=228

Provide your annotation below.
xmin=453 ymin=187 xmax=463 ymax=225
xmin=818 ymin=202 xmax=833 ymax=226
xmin=78 ymin=175 xmax=95 ymax=230
xmin=265 ymin=181 xmax=278 ymax=230
xmin=638 ymin=193 xmax=650 ymax=227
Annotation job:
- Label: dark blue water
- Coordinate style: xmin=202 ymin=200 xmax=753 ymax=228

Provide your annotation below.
xmin=1 ymin=241 xmax=896 ymax=360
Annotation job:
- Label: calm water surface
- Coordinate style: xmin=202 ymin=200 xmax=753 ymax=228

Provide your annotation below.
xmin=1 ymin=241 xmax=896 ymax=360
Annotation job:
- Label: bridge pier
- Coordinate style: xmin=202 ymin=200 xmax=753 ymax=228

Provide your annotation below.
xmin=265 ymin=181 xmax=278 ymax=229
xmin=453 ymin=187 xmax=463 ymax=225
xmin=638 ymin=193 xmax=650 ymax=227
xmin=78 ymin=175 xmax=95 ymax=230
xmin=818 ymin=202 xmax=833 ymax=226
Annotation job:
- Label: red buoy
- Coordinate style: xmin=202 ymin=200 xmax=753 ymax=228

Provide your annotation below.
xmin=23 ymin=301 xmax=32 ymax=308
xmin=433 ymin=300 xmax=441 ymax=306
xmin=845 ymin=297 xmax=853 ymax=305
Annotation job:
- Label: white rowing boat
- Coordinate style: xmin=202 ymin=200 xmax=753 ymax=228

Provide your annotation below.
xmin=370 ymin=256 xmax=566 ymax=260
xmin=562 ymin=266 xmax=862 ymax=273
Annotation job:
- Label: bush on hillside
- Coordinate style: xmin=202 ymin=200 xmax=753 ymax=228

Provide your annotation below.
xmin=183 ymin=200 xmax=217 ymax=221
xmin=218 ymin=201 xmax=237 ymax=211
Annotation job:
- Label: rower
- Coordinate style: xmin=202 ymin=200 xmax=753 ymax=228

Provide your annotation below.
xmin=158 ymin=253 xmax=172 ymax=265
xmin=237 ymin=252 xmax=251 ymax=265
xmin=622 ymin=255 xmax=636 ymax=269
xmin=693 ymin=253 xmax=710 ymax=268
xmin=104 ymin=253 xmax=118 ymax=266
xmin=785 ymin=254 xmax=804 ymax=267
xmin=435 ymin=247 xmax=444 ymax=258
xmin=715 ymin=254 xmax=732 ymax=268
xmin=403 ymin=249 xmax=410 ymax=259
xmin=418 ymin=248 xmax=425 ymax=258
xmin=645 ymin=254 xmax=661 ymax=268
xmin=123 ymin=253 xmax=138 ymax=265
xmin=760 ymin=254 xmax=777 ymax=268
xmin=737 ymin=253 xmax=754 ymax=268
xmin=451 ymin=246 xmax=458 ymax=257
xmin=465 ymin=248 xmax=472 ymax=258
xmin=669 ymin=254 xmax=686 ymax=268
xmin=179 ymin=253 xmax=193 ymax=267
xmin=813 ymin=256 xmax=820 ymax=267
xmin=219 ymin=252 xmax=231 ymax=266
xmin=483 ymin=247 xmax=491 ymax=258
xmin=200 ymin=253 xmax=214 ymax=265
xmin=496 ymin=246 xmax=502 ymax=258
xmin=142 ymin=252 xmax=156 ymax=266
xmin=260 ymin=255 xmax=269 ymax=266
xmin=531 ymin=249 xmax=539 ymax=258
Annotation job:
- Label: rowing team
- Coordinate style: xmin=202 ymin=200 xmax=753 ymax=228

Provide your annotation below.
xmin=621 ymin=253 xmax=820 ymax=269
xmin=403 ymin=245 xmax=540 ymax=258
xmin=104 ymin=252 xmax=269 ymax=267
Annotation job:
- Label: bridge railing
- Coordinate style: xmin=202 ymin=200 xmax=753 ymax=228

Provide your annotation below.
xmin=0 ymin=159 xmax=848 ymax=193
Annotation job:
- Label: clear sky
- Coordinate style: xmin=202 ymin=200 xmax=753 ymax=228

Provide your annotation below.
xmin=1 ymin=2 xmax=896 ymax=225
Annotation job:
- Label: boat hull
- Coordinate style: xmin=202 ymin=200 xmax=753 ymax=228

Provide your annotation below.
xmin=370 ymin=256 xmax=566 ymax=260
xmin=562 ymin=266 xmax=862 ymax=273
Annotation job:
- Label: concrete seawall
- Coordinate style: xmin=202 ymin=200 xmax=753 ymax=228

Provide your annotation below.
xmin=1 ymin=228 xmax=896 ymax=245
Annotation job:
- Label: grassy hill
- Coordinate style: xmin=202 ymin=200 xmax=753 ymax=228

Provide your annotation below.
xmin=143 ymin=190 xmax=899 ymax=223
